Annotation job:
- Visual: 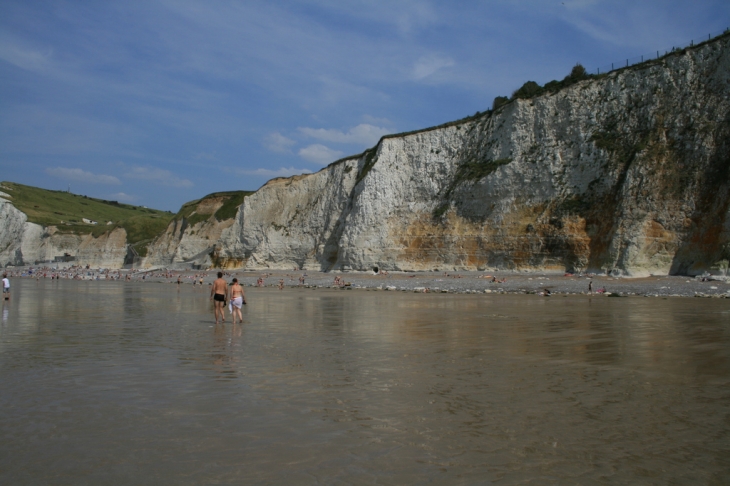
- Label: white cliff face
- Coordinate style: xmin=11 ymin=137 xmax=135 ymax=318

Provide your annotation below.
xmin=0 ymin=199 xmax=36 ymax=266
xmin=214 ymin=36 xmax=730 ymax=275
xmin=74 ymin=228 xmax=129 ymax=268
xmin=215 ymin=160 xmax=361 ymax=270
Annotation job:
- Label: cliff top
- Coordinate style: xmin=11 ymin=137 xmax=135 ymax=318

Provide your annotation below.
xmin=173 ymin=190 xmax=254 ymax=225
xmin=0 ymin=181 xmax=173 ymax=244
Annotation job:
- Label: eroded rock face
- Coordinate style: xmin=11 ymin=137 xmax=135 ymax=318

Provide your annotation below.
xmin=142 ymin=196 xmax=236 ymax=268
xmin=214 ymin=163 xmax=360 ymax=270
xmin=216 ymin=36 xmax=730 ymax=275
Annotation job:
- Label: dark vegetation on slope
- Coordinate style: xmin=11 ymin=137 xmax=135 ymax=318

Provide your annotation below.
xmin=173 ymin=190 xmax=254 ymax=226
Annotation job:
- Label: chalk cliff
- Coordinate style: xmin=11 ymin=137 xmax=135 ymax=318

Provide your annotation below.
xmin=4 ymin=36 xmax=728 ymax=275
xmin=213 ymin=35 xmax=730 ymax=276
xmin=141 ymin=192 xmax=248 ymax=268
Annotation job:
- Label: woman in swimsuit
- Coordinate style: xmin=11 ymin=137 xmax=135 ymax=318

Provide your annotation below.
xmin=228 ymin=278 xmax=246 ymax=324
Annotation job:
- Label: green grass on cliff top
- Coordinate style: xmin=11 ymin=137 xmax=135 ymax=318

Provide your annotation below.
xmin=0 ymin=181 xmax=173 ymax=244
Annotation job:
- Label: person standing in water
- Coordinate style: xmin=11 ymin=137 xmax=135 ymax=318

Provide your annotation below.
xmin=210 ymin=271 xmax=227 ymax=324
xmin=228 ymin=278 xmax=246 ymax=324
xmin=2 ymin=274 xmax=9 ymax=300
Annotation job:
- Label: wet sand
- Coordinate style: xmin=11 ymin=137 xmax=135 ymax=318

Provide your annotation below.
xmin=1 ymin=278 xmax=729 ymax=483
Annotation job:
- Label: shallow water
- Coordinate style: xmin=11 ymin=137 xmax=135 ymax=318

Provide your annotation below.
xmin=1 ymin=279 xmax=729 ymax=484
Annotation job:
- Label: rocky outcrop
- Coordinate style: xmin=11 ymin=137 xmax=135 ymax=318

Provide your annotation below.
xmin=214 ymin=35 xmax=730 ymax=276
xmin=142 ymin=194 xmax=240 ymax=268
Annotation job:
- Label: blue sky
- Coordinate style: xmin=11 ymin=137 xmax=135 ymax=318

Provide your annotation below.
xmin=1 ymin=0 xmax=728 ymax=211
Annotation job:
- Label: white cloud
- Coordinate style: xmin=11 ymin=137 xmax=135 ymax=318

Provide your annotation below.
xmin=237 ymin=167 xmax=312 ymax=178
xmin=412 ymin=54 xmax=455 ymax=80
xmin=298 ymin=124 xmax=390 ymax=145
xmin=263 ymin=132 xmax=296 ymax=153
xmin=45 ymin=167 xmax=121 ymax=185
xmin=124 ymin=166 xmax=193 ymax=188
xmin=298 ymin=144 xmax=344 ymax=164
xmin=109 ymin=192 xmax=137 ymax=203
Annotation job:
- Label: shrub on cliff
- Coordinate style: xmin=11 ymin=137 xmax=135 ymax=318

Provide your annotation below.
xmin=560 ymin=63 xmax=589 ymax=88
xmin=492 ymin=96 xmax=510 ymax=110
xmin=508 ymin=64 xmax=591 ymax=103
xmin=511 ymin=81 xmax=544 ymax=100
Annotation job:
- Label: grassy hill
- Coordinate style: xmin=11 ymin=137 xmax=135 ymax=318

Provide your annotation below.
xmin=173 ymin=190 xmax=254 ymax=226
xmin=0 ymin=181 xmax=173 ymax=253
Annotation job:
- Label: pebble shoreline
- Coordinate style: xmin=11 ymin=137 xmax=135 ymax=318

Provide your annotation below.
xmin=9 ymin=267 xmax=730 ymax=298
xmin=153 ymin=270 xmax=729 ymax=299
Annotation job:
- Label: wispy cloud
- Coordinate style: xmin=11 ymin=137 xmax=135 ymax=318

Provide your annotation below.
xmin=362 ymin=115 xmax=392 ymax=126
xmin=124 ymin=166 xmax=193 ymax=188
xmin=412 ymin=54 xmax=455 ymax=80
xmin=298 ymin=124 xmax=390 ymax=145
xmin=263 ymin=132 xmax=296 ymax=154
xmin=46 ymin=167 xmax=121 ymax=185
xmin=0 ymin=33 xmax=53 ymax=73
xmin=194 ymin=151 xmax=217 ymax=161
xmin=237 ymin=167 xmax=312 ymax=178
xmin=298 ymin=144 xmax=344 ymax=164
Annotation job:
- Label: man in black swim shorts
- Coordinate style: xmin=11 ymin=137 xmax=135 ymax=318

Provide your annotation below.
xmin=210 ymin=271 xmax=228 ymax=324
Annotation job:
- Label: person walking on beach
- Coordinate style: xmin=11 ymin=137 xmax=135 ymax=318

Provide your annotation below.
xmin=2 ymin=274 xmax=9 ymax=300
xmin=228 ymin=278 xmax=246 ymax=324
xmin=211 ymin=272 xmax=227 ymax=324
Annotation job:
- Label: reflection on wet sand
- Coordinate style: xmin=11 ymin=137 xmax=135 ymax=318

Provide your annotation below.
xmin=0 ymin=279 xmax=728 ymax=484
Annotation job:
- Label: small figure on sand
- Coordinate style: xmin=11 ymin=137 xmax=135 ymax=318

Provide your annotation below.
xmin=210 ymin=271 xmax=227 ymax=324
xmin=2 ymin=274 xmax=9 ymax=300
xmin=228 ymin=277 xmax=246 ymax=324
xmin=588 ymin=280 xmax=593 ymax=293
xmin=278 ymin=279 xmax=284 ymax=290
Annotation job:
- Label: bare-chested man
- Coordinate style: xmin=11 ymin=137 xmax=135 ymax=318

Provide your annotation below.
xmin=210 ymin=271 xmax=227 ymax=324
